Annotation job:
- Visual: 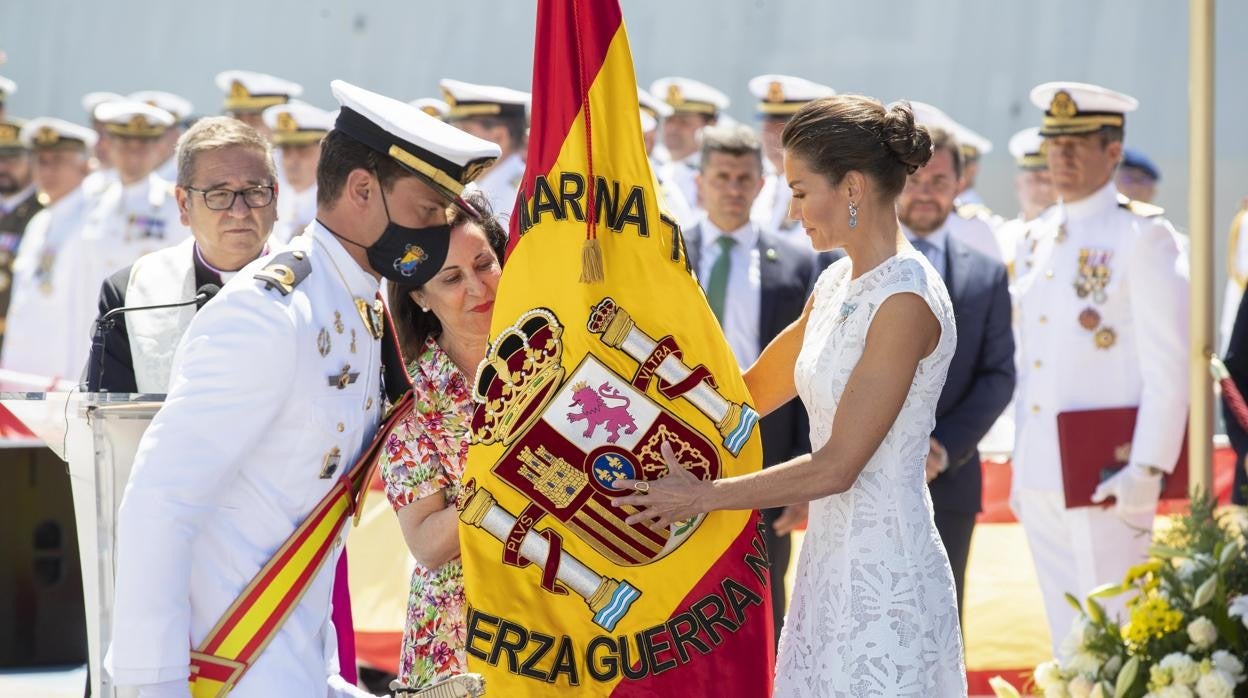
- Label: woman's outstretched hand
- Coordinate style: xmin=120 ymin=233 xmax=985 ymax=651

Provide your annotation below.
xmin=611 ymin=441 xmax=713 ymax=527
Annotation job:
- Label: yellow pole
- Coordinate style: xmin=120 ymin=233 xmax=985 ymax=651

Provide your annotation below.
xmin=1189 ymin=0 xmax=1215 ymax=494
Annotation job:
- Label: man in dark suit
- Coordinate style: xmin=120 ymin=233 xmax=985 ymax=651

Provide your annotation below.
xmin=683 ymin=123 xmax=823 ymax=644
xmin=898 ymin=126 xmax=1016 ymax=615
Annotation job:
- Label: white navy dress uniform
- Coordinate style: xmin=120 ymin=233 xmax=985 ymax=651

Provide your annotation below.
xmin=1011 ymin=82 xmax=1190 ymax=652
xmin=1 ymin=118 xmax=99 ymax=385
xmin=747 ymin=75 xmax=834 ymax=241
xmin=263 ymin=101 xmax=335 ymax=244
xmin=106 ymin=79 xmax=501 ymax=698
xmin=995 ymin=127 xmax=1049 ymax=273
xmin=439 ymin=78 xmax=530 ymax=221
xmin=71 ymin=101 xmax=190 ymax=362
xmin=130 ymin=90 xmax=193 ymax=182
xmin=80 ymin=92 xmax=125 ymax=197
xmin=649 ymin=77 xmax=729 ymax=216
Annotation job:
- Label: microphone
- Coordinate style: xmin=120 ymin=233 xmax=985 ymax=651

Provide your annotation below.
xmin=87 ymin=283 xmax=222 ymax=392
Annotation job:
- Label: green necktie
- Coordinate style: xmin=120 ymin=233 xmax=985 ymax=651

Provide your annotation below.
xmin=705 ymin=235 xmax=737 ymax=324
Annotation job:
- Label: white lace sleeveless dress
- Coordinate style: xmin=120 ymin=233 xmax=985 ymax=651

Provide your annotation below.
xmin=774 ymin=249 xmax=967 ymax=697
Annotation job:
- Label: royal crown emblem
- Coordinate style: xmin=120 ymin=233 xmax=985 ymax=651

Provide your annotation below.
xmin=229 ymin=80 xmax=249 ymax=101
xmin=439 ymin=86 xmax=458 ymax=107
xmin=0 ymin=124 xmax=19 ymax=144
xmin=128 ymin=114 xmax=151 ymax=132
xmin=766 ymin=80 xmax=785 ymax=103
xmin=665 ymin=83 xmax=685 ymax=107
xmin=276 ymin=112 xmax=298 ymax=133
xmin=472 ymin=308 xmax=567 ymax=445
xmin=1050 ymin=90 xmax=1078 ymax=119
xmin=34 ymin=126 xmax=60 ymax=147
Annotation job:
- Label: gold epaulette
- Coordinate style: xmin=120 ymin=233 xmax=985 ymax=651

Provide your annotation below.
xmin=254 ymin=250 xmax=311 ymax=296
xmin=1116 ymin=193 xmax=1164 ymax=218
xmin=957 ymin=202 xmax=992 ymax=220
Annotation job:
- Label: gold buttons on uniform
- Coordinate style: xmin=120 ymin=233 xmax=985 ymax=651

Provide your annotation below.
xmin=1033 ymin=360 xmax=1042 ymax=368
xmin=1044 ymin=269 xmax=1055 ymax=279
xmin=365 ymin=397 xmax=373 ymax=410
xmin=1031 ymin=404 xmax=1041 ymax=414
xmin=1039 ymin=315 xmax=1048 ymax=324
xmin=336 ymin=422 xmax=345 ymax=432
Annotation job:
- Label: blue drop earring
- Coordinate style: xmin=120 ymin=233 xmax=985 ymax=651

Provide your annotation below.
xmin=848 ymin=201 xmax=859 ymax=229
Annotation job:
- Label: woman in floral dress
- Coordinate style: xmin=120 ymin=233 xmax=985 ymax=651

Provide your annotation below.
xmin=380 ymin=192 xmax=505 ymax=688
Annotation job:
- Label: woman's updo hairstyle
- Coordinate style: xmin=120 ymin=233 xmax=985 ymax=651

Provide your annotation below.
xmin=781 ymin=95 xmax=933 ymax=199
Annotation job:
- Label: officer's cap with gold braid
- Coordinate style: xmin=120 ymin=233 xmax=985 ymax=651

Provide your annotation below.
xmin=0 ymin=118 xmax=25 ymax=153
xmin=1008 ymin=127 xmax=1047 ymax=171
xmin=129 ymin=90 xmax=194 ymax=123
xmin=438 ymin=79 xmax=529 ymax=122
xmin=649 ymin=76 xmax=729 ymax=117
xmin=1030 ymin=81 xmax=1138 ymax=137
xmin=637 ymin=87 xmax=672 ymax=122
xmin=215 ymin=70 xmax=303 ymax=114
xmin=20 ymin=117 xmax=98 ymax=152
xmin=409 ymin=98 xmax=449 ymax=122
xmin=331 ymin=80 xmax=501 ymax=213
xmin=909 ymin=100 xmax=992 ymax=160
xmin=93 ymin=100 xmax=174 ymax=139
xmin=0 ymin=76 xmax=15 ymax=106
xmin=262 ymin=101 xmax=335 ymax=146
xmin=81 ymin=91 xmax=123 ymax=119
xmin=748 ymin=74 xmax=835 ymax=118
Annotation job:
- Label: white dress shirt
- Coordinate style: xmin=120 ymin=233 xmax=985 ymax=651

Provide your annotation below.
xmin=697 ymin=217 xmax=761 ymax=368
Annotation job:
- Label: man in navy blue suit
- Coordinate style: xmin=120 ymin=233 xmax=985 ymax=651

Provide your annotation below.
xmin=898 ymin=127 xmax=1016 ymax=616
xmin=683 ymin=124 xmax=823 ymax=644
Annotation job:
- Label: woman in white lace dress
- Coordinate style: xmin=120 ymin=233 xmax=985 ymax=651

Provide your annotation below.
xmin=613 ymin=95 xmax=967 ymax=697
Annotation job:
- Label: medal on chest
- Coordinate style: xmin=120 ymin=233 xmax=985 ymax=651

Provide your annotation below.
xmin=1074 ymin=247 xmax=1116 ymax=349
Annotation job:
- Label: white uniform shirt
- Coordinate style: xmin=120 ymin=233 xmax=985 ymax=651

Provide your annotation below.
xmin=657 ymin=155 xmax=701 ymax=222
xmin=106 ymin=222 xmax=383 ymax=695
xmin=473 ymin=151 xmax=525 ymax=224
xmin=697 ymin=218 xmax=761 ymax=368
xmin=273 ymin=184 xmax=317 ymax=244
xmin=1011 ymin=180 xmax=1189 ymax=492
xmin=1 ymin=186 xmax=96 ymax=384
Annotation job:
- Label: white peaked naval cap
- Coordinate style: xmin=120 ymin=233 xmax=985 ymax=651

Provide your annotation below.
xmin=748 ymin=74 xmax=835 ymax=116
xmin=330 ymin=79 xmax=502 ymax=204
xmin=1030 ymin=81 xmax=1138 ymax=136
xmin=649 ymin=77 xmax=729 ymax=116
xmin=215 ymin=70 xmax=304 ymax=112
xmin=20 ymin=117 xmax=99 ymax=150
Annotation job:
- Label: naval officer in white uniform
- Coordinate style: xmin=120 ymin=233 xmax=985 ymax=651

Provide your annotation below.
xmin=439 ymin=78 xmax=529 ymax=223
xmin=263 ymin=100 xmax=335 ymax=244
xmin=106 ymin=80 xmax=501 ymax=698
xmin=1011 ymin=82 xmax=1189 ymax=652
xmin=649 ymin=76 xmax=729 ymax=219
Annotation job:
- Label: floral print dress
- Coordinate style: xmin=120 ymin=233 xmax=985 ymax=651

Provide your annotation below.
xmin=380 ymin=337 xmax=474 ymax=688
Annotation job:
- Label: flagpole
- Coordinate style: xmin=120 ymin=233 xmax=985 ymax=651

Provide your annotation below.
xmin=1189 ymin=0 xmax=1215 ymax=495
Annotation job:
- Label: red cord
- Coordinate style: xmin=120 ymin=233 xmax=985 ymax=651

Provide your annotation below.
xmin=570 ymin=0 xmax=596 ymax=242
xmin=1223 ymin=376 xmax=1248 ymax=432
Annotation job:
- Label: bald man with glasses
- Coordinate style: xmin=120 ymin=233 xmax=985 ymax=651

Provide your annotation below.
xmin=85 ymin=117 xmax=277 ymax=393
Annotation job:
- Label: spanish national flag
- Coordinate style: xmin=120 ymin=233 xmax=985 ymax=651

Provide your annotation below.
xmin=457 ymin=0 xmax=773 ymax=695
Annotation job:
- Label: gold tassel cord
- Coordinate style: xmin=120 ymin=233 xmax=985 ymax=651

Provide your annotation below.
xmin=580 ymin=237 xmax=605 ymax=284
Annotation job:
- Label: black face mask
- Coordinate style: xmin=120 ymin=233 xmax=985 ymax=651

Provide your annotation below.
xmin=362 ymin=181 xmax=450 ymax=285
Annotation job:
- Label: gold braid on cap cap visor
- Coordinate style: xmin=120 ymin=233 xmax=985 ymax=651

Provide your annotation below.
xmin=386 ymin=145 xmax=498 ymax=199
xmin=447 ymin=103 xmax=504 ymax=118
xmin=272 ymin=130 xmax=328 ymax=146
xmin=669 ymin=101 xmax=717 ymax=115
xmin=757 ymin=101 xmax=805 ymax=116
xmin=1040 ymin=113 xmax=1124 ymax=135
xmin=104 ymin=119 xmax=166 ymax=138
xmin=1017 ymin=153 xmax=1048 ymax=170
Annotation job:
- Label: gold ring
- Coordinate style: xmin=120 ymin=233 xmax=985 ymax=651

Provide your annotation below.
xmin=633 ymin=481 xmax=650 ymax=493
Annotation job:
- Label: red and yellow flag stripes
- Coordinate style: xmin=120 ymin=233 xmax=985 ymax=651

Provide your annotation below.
xmin=460 ymin=1 xmax=773 ymax=695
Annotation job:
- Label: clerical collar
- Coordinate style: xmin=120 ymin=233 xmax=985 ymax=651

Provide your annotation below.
xmin=194 ymin=242 xmax=268 ymax=283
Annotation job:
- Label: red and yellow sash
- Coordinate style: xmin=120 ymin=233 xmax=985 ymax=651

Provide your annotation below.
xmin=188 ymin=392 xmax=413 ymax=698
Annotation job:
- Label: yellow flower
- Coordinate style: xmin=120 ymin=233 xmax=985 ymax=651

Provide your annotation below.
xmin=1121 ymin=595 xmax=1184 ymax=648
xmin=1123 ymin=560 xmax=1164 ymax=585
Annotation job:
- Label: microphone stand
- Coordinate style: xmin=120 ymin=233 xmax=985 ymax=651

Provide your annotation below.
xmin=88 ymin=288 xmax=217 ymax=392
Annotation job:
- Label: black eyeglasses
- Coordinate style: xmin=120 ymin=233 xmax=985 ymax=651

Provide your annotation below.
xmin=185 ymin=185 xmax=275 ymax=211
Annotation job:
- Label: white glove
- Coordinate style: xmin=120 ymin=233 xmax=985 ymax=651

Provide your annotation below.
xmin=1090 ymin=464 xmax=1162 ymax=515
xmin=136 ymin=679 xmax=192 ymax=698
